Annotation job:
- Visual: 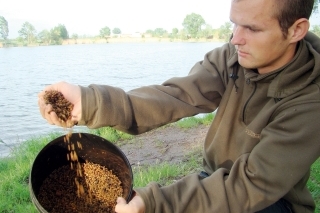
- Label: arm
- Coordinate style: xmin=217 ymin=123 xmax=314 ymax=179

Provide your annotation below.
xmin=78 ymin=43 xmax=235 ymax=134
xmin=78 ymin=68 xmax=223 ymax=134
xmin=38 ymin=43 xmax=234 ymax=133
xmin=135 ymin=100 xmax=320 ymax=213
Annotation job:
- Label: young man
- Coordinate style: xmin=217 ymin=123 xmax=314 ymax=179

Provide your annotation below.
xmin=39 ymin=0 xmax=320 ymax=212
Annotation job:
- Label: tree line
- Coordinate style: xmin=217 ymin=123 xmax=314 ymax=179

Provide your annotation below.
xmin=0 ymin=13 xmax=235 ymax=47
xmin=0 ymin=1 xmax=319 ymax=47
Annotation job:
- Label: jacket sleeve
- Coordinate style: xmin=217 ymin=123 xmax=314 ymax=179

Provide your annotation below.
xmin=78 ymin=43 xmax=235 ymax=134
xmin=135 ymin=99 xmax=320 ymax=213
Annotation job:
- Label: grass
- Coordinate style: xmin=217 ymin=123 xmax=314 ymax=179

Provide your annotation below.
xmin=175 ymin=113 xmax=215 ymax=128
xmin=0 ymin=113 xmax=319 ymax=212
xmin=133 ymin=148 xmax=203 ymax=187
xmin=309 ymin=158 xmax=320 ymax=213
xmin=89 ymin=126 xmax=134 ymax=142
xmin=0 ymin=133 xmax=62 ymax=213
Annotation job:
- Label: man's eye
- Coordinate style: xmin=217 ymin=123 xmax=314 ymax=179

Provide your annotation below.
xmin=248 ymin=27 xmax=259 ymax=32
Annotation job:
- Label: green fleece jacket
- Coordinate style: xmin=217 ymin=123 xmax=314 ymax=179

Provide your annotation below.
xmin=79 ymin=32 xmax=320 ymax=213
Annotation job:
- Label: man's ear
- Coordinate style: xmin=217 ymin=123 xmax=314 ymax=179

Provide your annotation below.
xmin=288 ymin=18 xmax=310 ymax=43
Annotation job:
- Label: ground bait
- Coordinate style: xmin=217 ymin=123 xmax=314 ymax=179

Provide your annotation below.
xmin=38 ymin=162 xmax=123 ymax=213
xmin=43 ymin=90 xmax=74 ymax=122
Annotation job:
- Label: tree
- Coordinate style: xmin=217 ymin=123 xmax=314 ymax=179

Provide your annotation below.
xmin=218 ymin=22 xmax=232 ymax=42
xmin=311 ymin=25 xmax=320 ymax=37
xmin=100 ymin=26 xmax=111 ymax=40
xmin=54 ymin=24 xmax=69 ymax=39
xmin=50 ymin=28 xmax=61 ymax=45
xmin=71 ymin=33 xmax=78 ymax=43
xmin=170 ymin=28 xmax=179 ymax=39
xmin=182 ymin=13 xmax=205 ymax=38
xmin=153 ymin=28 xmax=167 ymax=37
xmin=313 ymin=0 xmax=319 ymax=13
xmin=145 ymin=29 xmax=154 ymax=36
xmin=18 ymin=22 xmax=37 ymax=44
xmin=38 ymin=30 xmax=51 ymax=44
xmin=172 ymin=28 xmax=178 ymax=35
xmin=178 ymin=29 xmax=189 ymax=40
xmin=200 ymin=24 xmax=214 ymax=39
xmin=112 ymin=27 xmax=121 ymax=35
xmin=0 ymin=16 xmax=9 ymax=41
xmin=47 ymin=24 xmax=69 ymax=45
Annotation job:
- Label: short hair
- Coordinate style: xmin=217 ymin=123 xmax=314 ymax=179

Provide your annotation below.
xmin=274 ymin=0 xmax=314 ymax=38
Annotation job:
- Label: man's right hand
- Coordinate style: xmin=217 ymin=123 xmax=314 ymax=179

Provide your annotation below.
xmin=38 ymin=81 xmax=82 ymax=127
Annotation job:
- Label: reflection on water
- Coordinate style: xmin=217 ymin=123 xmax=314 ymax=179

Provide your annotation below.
xmin=0 ymin=42 xmax=223 ymax=157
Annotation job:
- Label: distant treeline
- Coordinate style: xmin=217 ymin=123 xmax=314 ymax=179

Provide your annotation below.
xmin=1 ymin=9 xmax=320 ymax=47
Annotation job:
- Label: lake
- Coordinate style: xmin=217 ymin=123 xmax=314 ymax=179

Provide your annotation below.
xmin=0 ymin=41 xmax=224 ymax=157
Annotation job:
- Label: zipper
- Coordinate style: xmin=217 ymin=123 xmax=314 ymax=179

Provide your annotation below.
xmin=242 ymin=80 xmax=257 ymax=122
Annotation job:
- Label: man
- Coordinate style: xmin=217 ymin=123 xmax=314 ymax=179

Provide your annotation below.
xmin=38 ymin=0 xmax=320 ymax=212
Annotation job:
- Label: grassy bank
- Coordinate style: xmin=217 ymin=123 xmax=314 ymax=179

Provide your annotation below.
xmin=0 ymin=114 xmax=319 ymax=212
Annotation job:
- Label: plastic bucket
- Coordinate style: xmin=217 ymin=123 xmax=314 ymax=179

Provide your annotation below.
xmin=29 ymin=132 xmax=133 ymax=212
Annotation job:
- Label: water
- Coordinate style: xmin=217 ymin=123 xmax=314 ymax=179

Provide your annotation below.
xmin=0 ymin=42 xmax=223 ymax=157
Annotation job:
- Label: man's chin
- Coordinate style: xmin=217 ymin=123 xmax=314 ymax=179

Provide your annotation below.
xmin=238 ymin=59 xmax=256 ymax=70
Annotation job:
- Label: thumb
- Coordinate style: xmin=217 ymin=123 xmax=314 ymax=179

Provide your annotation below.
xmin=117 ymin=197 xmax=127 ymax=205
xmin=115 ymin=197 xmax=127 ymax=213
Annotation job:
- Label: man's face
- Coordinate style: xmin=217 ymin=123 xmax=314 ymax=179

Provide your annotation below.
xmin=230 ymin=0 xmax=296 ymax=74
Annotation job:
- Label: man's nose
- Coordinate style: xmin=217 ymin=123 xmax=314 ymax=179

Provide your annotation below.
xmin=231 ymin=26 xmax=245 ymax=45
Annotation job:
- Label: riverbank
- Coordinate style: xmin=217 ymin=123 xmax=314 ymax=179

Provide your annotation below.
xmin=0 ymin=37 xmax=224 ymax=48
xmin=0 ymin=121 xmax=319 ymax=212
xmin=62 ymin=37 xmax=223 ymax=45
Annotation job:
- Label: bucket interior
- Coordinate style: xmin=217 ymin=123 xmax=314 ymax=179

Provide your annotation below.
xmin=29 ymin=133 xmax=133 ymax=212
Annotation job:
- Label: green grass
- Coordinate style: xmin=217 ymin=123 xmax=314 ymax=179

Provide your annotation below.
xmin=89 ymin=126 xmax=134 ymax=142
xmin=0 ymin=133 xmax=62 ymax=213
xmin=133 ymin=148 xmax=203 ymax=187
xmin=0 ymin=113 xmax=319 ymax=212
xmin=176 ymin=113 xmax=215 ymax=128
xmin=309 ymin=158 xmax=320 ymax=213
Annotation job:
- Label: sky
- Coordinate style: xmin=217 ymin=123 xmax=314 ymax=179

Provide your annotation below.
xmin=0 ymin=0 xmax=232 ymax=39
xmin=1 ymin=1 xmax=319 ymax=39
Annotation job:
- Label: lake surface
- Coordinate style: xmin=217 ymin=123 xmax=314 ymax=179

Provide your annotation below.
xmin=0 ymin=41 xmax=224 ymax=157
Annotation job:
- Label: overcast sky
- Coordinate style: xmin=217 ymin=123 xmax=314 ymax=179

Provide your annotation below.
xmin=1 ymin=0 xmax=319 ymax=39
xmin=0 ymin=0 xmax=232 ymax=38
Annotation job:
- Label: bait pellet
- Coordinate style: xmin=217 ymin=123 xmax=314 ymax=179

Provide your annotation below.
xmin=38 ymin=162 xmax=123 ymax=213
xmin=43 ymin=90 xmax=74 ymax=122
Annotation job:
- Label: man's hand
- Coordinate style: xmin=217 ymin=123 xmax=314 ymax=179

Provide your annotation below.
xmin=38 ymin=81 xmax=82 ymax=127
xmin=115 ymin=195 xmax=145 ymax=213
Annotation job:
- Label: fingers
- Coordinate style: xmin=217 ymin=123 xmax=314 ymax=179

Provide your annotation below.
xmin=115 ymin=196 xmax=145 ymax=213
xmin=38 ymin=93 xmax=53 ymax=123
xmin=117 ymin=197 xmax=127 ymax=205
xmin=42 ymin=82 xmax=64 ymax=93
xmin=38 ymin=82 xmax=80 ymax=127
xmin=38 ymin=103 xmax=61 ymax=126
xmin=115 ymin=197 xmax=127 ymax=213
xmin=38 ymin=92 xmax=47 ymax=119
xmin=38 ymin=92 xmax=74 ymax=128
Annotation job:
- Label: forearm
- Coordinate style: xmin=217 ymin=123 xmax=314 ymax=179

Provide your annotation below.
xmin=77 ymin=74 xmax=222 ymax=134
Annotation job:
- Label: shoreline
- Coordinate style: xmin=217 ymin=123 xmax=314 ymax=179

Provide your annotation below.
xmin=62 ymin=37 xmax=223 ymax=45
xmin=0 ymin=37 xmax=225 ymax=48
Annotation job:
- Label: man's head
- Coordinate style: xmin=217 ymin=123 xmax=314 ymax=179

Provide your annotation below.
xmin=230 ymin=0 xmax=313 ymax=74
